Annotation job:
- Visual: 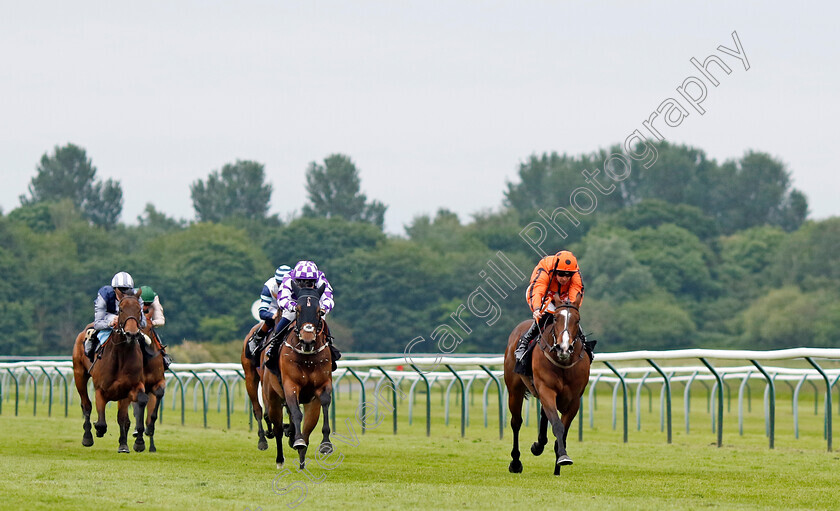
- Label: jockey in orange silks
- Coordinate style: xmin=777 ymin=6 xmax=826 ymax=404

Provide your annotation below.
xmin=514 ymin=250 xmax=595 ymax=374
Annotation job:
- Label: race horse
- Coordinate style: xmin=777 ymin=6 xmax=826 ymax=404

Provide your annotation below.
xmin=503 ymin=297 xmax=591 ymax=475
xmin=71 ymin=288 xmax=147 ymax=453
xmin=261 ymin=282 xmax=334 ymax=469
xmin=241 ymin=322 xmax=275 ymax=451
xmin=131 ymin=309 xmax=167 ymax=452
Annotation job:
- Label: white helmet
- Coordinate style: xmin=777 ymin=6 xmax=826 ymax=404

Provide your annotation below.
xmin=111 ymin=271 xmax=134 ymax=290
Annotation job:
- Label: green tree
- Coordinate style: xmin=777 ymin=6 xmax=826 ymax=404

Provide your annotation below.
xmin=302 ymin=154 xmax=387 ymax=229
xmin=577 ymin=235 xmax=656 ymax=302
xmin=190 ymin=160 xmax=272 ymax=222
xmin=20 ymin=143 xmax=122 ymax=229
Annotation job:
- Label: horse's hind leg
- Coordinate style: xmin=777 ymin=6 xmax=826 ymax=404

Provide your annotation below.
xmin=133 ymin=391 xmax=148 ymax=452
xmin=507 ymin=389 xmax=524 ymax=473
xmin=531 ymin=409 xmax=549 ymax=456
xmin=74 ymin=368 xmax=94 ymax=447
xmin=266 ymin=390 xmax=286 ymax=469
xmin=117 ymin=399 xmax=131 ymax=453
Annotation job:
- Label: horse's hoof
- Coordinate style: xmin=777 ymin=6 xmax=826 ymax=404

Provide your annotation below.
xmin=508 ymin=460 xmax=523 ymax=473
xmin=133 ymin=440 xmax=145 ymax=453
xmin=82 ymin=435 xmax=94 ymax=447
xmin=283 ymin=425 xmax=293 ymax=438
xmin=293 ymin=439 xmax=307 ymax=449
xmin=149 ymin=445 xmax=157 ymax=453
xmin=265 ymin=429 xmax=275 ymax=439
xmin=258 ymin=439 xmax=268 ymax=451
xmin=95 ymin=425 xmax=107 ymax=438
xmin=132 ymin=430 xmax=138 ymax=438
xmin=118 ymin=445 xmax=129 ymax=453
xmin=319 ymin=442 xmax=333 ymax=455
xmin=556 ymin=454 xmax=573 ymax=466
xmin=530 ymin=442 xmax=545 ymax=456
xmin=276 ymin=462 xmax=284 ymax=470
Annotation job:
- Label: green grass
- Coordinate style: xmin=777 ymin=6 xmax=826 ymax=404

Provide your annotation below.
xmin=1 ymin=382 xmax=838 ymax=510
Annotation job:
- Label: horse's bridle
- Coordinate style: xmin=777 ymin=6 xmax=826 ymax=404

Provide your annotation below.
xmin=284 ymin=295 xmax=327 ymax=355
xmin=113 ymin=297 xmax=143 ymax=344
xmin=538 ymin=303 xmax=584 ymax=369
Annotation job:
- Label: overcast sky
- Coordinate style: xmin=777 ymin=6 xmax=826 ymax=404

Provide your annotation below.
xmin=2 ymin=1 xmax=838 ymax=234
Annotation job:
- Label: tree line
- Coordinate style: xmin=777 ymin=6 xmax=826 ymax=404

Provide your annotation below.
xmin=1 ymin=141 xmax=837 ymax=356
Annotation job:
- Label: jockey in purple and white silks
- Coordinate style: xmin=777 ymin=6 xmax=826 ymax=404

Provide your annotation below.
xmin=265 ymin=260 xmax=341 ymax=371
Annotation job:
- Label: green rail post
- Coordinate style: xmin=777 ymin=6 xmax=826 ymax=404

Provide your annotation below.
xmin=750 ymin=360 xmax=775 ymax=449
xmin=647 ymin=359 xmax=672 ymax=444
xmin=38 ymin=367 xmax=54 ymax=417
xmin=805 ymin=357 xmax=832 ymax=451
xmin=188 ymin=371 xmax=208 ymax=428
xmin=332 ymin=371 xmax=350 ymax=433
xmin=57 ymin=370 xmax=69 ymax=417
xmin=6 ymin=369 xmax=19 ymax=416
xmin=168 ymin=369 xmax=186 ymax=426
xmin=479 ymin=365 xmax=503 ymax=440
xmin=22 ymin=367 xmax=38 ymax=416
xmin=376 ymin=366 xmax=398 ymax=434
xmin=211 ymin=370 xmax=231 ymax=429
xmin=410 ymin=364 xmax=432 ymax=437
xmin=233 ymin=369 xmax=252 ymax=431
xmin=700 ymin=358 xmax=723 ymax=447
xmin=603 ymin=362 xmax=628 ymax=443
xmin=445 ymin=365 xmax=466 ymax=438
xmin=344 ymin=368 xmax=366 ymax=435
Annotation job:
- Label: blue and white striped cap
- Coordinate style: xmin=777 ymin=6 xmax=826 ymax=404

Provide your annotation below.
xmin=111 ymin=271 xmax=134 ymax=289
xmin=274 ymin=265 xmax=292 ymax=282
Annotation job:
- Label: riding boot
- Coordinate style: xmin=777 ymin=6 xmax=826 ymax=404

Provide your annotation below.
xmin=323 ymin=322 xmax=341 ymax=372
xmin=84 ymin=336 xmax=97 ymax=362
xmin=514 ymin=315 xmax=553 ymax=375
xmin=247 ymin=328 xmax=267 ymax=360
xmin=514 ymin=322 xmax=540 ymax=362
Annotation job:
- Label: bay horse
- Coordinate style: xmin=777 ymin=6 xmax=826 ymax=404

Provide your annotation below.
xmin=241 ymin=322 xmax=275 ymax=451
xmin=71 ymin=289 xmax=147 ymax=453
xmin=503 ymin=297 xmax=590 ymax=475
xmin=261 ymin=282 xmax=333 ymax=469
xmin=130 ymin=309 xmax=167 ymax=452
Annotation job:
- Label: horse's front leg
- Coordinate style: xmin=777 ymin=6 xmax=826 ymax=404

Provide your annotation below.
xmin=531 ymin=409 xmax=549 ymax=456
xmin=74 ymin=369 xmax=94 ymax=446
xmin=318 ymin=387 xmax=333 ymax=455
xmin=117 ymin=398 xmax=132 ymax=453
xmin=132 ymin=391 xmax=148 ymax=452
xmin=507 ymin=389 xmax=524 ymax=473
xmin=146 ymin=384 xmax=165 ymax=453
xmin=284 ymin=385 xmax=306 ymax=451
xmin=94 ymin=389 xmax=108 ymax=438
xmin=538 ymin=390 xmax=572 ymax=475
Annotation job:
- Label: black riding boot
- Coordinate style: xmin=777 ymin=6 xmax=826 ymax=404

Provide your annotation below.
xmin=514 ymin=314 xmax=553 ymax=375
xmin=85 ymin=337 xmax=97 ymax=363
xmin=323 ymin=321 xmax=341 ymax=372
xmin=266 ymin=318 xmax=291 ymax=375
xmin=247 ymin=328 xmax=267 ymax=360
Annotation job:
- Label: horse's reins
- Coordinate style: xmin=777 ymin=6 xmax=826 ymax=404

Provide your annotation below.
xmin=284 ymin=294 xmax=328 ymax=355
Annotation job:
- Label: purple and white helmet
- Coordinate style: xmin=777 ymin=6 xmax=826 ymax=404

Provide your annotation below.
xmin=291 ymin=260 xmax=319 ymax=280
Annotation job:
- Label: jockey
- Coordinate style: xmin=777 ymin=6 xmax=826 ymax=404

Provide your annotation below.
xmin=86 ymin=271 xmax=147 ymax=362
xmin=265 ymin=260 xmax=342 ymax=371
xmin=140 ymin=285 xmax=172 ymax=369
xmin=514 ymin=250 xmax=595 ymax=375
xmin=246 ymin=264 xmax=292 ymax=360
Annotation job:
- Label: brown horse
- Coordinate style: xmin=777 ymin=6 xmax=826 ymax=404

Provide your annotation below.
xmin=72 ymin=289 xmax=147 ymax=453
xmin=261 ymin=282 xmax=333 ymax=469
xmin=131 ymin=310 xmax=167 ymax=452
xmin=241 ymin=321 xmax=275 ymax=451
xmin=503 ymin=297 xmax=590 ymax=475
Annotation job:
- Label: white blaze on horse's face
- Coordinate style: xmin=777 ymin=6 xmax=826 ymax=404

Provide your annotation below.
xmin=558 ymin=309 xmax=571 ymax=358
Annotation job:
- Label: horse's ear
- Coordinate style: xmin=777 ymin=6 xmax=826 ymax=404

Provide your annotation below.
xmin=572 ymin=295 xmax=582 ymax=309
xmin=317 ymin=283 xmax=326 ymax=297
xmin=134 ymin=288 xmax=142 ymax=298
xmin=115 ymin=288 xmax=124 ymax=300
xmin=291 ymin=279 xmax=300 ymax=295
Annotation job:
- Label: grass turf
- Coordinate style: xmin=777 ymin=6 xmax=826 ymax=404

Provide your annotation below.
xmin=0 ymin=383 xmax=838 ymax=510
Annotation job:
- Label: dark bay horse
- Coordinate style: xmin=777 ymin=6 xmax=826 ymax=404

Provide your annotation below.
xmin=72 ymin=289 xmax=147 ymax=453
xmin=261 ymin=282 xmax=333 ymax=470
xmin=241 ymin=321 xmax=274 ymax=451
xmin=503 ymin=298 xmax=591 ymax=475
xmin=131 ymin=310 xmax=167 ymax=452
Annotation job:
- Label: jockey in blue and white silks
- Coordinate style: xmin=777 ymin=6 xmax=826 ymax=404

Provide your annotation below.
xmin=246 ymin=265 xmax=292 ymax=359
xmin=86 ymin=271 xmax=147 ymax=360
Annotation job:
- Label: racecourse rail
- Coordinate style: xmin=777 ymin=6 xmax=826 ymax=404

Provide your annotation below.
xmin=2 ymin=348 xmax=839 ymax=451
